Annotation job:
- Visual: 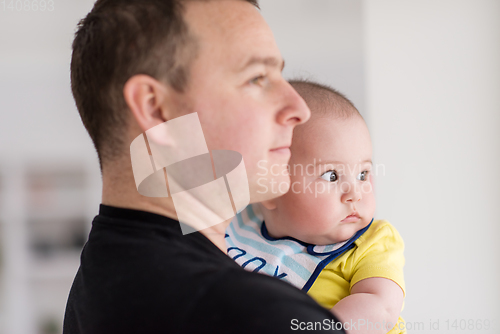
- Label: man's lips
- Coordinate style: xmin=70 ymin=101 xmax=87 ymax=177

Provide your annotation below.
xmin=341 ymin=212 xmax=360 ymax=223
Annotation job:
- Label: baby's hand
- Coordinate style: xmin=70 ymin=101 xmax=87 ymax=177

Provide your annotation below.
xmin=331 ymin=277 xmax=404 ymax=334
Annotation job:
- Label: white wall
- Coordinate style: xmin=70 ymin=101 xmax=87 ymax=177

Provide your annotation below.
xmin=0 ymin=2 xmax=99 ymax=334
xmin=260 ymin=0 xmax=366 ymax=115
xmin=0 ymin=0 xmax=98 ymax=161
xmin=364 ymin=1 xmax=500 ymax=332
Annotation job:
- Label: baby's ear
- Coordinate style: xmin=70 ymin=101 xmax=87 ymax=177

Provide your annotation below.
xmin=260 ymin=199 xmax=277 ymax=211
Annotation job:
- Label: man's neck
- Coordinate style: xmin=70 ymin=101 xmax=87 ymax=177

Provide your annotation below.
xmin=101 ymin=157 xmax=230 ymax=254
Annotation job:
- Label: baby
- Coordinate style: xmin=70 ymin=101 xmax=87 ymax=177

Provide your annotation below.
xmin=226 ymin=80 xmax=405 ymax=334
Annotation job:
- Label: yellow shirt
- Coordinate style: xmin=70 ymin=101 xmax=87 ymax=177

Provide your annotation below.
xmin=308 ymin=220 xmax=406 ymax=334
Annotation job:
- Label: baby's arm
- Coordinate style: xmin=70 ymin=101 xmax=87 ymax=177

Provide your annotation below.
xmin=331 ymin=277 xmax=403 ymax=334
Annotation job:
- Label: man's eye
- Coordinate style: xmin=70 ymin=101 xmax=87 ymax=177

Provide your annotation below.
xmin=249 ymin=75 xmax=266 ymax=85
xmin=320 ymin=170 xmax=338 ymax=182
xmin=357 ymin=171 xmax=369 ymax=181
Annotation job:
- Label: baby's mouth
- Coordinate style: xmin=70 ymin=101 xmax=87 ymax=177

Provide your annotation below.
xmin=341 ymin=212 xmax=360 ymax=223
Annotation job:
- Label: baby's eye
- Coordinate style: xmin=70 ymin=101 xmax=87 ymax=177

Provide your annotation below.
xmin=357 ymin=171 xmax=369 ymax=181
xmin=320 ymin=170 xmax=338 ymax=182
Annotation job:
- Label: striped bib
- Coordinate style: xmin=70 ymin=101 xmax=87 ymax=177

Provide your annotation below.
xmin=225 ymin=204 xmax=371 ymax=291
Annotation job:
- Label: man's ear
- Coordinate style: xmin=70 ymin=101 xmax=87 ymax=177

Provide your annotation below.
xmin=123 ymin=74 xmax=172 ymax=133
xmin=260 ymin=199 xmax=278 ymax=211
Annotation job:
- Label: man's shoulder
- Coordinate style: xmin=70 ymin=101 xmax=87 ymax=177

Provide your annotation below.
xmin=65 ymin=216 xmax=235 ymax=333
xmin=183 ymin=268 xmax=342 ymax=333
xmin=66 ymin=248 xmax=341 ymax=334
xmin=64 ymin=212 xmax=343 ymax=333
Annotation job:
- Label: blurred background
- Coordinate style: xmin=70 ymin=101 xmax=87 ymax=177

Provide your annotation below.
xmin=0 ymin=0 xmax=499 ymax=333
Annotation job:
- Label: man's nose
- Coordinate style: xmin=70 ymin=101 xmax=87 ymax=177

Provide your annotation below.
xmin=275 ymin=80 xmax=311 ymax=126
xmin=341 ymin=182 xmax=362 ymax=203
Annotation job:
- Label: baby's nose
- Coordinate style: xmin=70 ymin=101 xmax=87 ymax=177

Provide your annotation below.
xmin=341 ymin=182 xmax=362 ymax=203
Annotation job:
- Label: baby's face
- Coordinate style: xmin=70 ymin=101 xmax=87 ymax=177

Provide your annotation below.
xmin=265 ymin=115 xmax=376 ymax=245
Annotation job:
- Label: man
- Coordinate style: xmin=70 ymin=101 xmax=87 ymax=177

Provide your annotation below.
xmin=64 ymin=0 xmax=345 ymax=333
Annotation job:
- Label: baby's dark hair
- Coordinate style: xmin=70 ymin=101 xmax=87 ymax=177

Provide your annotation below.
xmin=289 ymin=79 xmax=361 ymax=119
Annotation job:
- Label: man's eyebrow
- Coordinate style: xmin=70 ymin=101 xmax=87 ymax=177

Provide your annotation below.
xmin=240 ymin=56 xmax=285 ymax=71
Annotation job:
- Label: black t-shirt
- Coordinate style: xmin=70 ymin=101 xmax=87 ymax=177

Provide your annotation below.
xmin=63 ymin=204 xmax=344 ymax=333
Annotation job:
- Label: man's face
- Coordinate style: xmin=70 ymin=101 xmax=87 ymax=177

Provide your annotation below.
xmin=266 ymin=115 xmax=376 ymax=245
xmin=176 ymin=0 xmax=310 ymax=203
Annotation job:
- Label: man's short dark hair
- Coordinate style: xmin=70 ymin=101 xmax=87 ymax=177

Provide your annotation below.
xmin=289 ymin=79 xmax=361 ymax=119
xmin=71 ymin=0 xmax=259 ymax=167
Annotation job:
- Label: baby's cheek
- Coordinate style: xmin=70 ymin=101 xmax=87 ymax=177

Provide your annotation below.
xmin=364 ymin=191 xmax=377 ymax=218
xmin=292 ymin=196 xmax=320 ymax=220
